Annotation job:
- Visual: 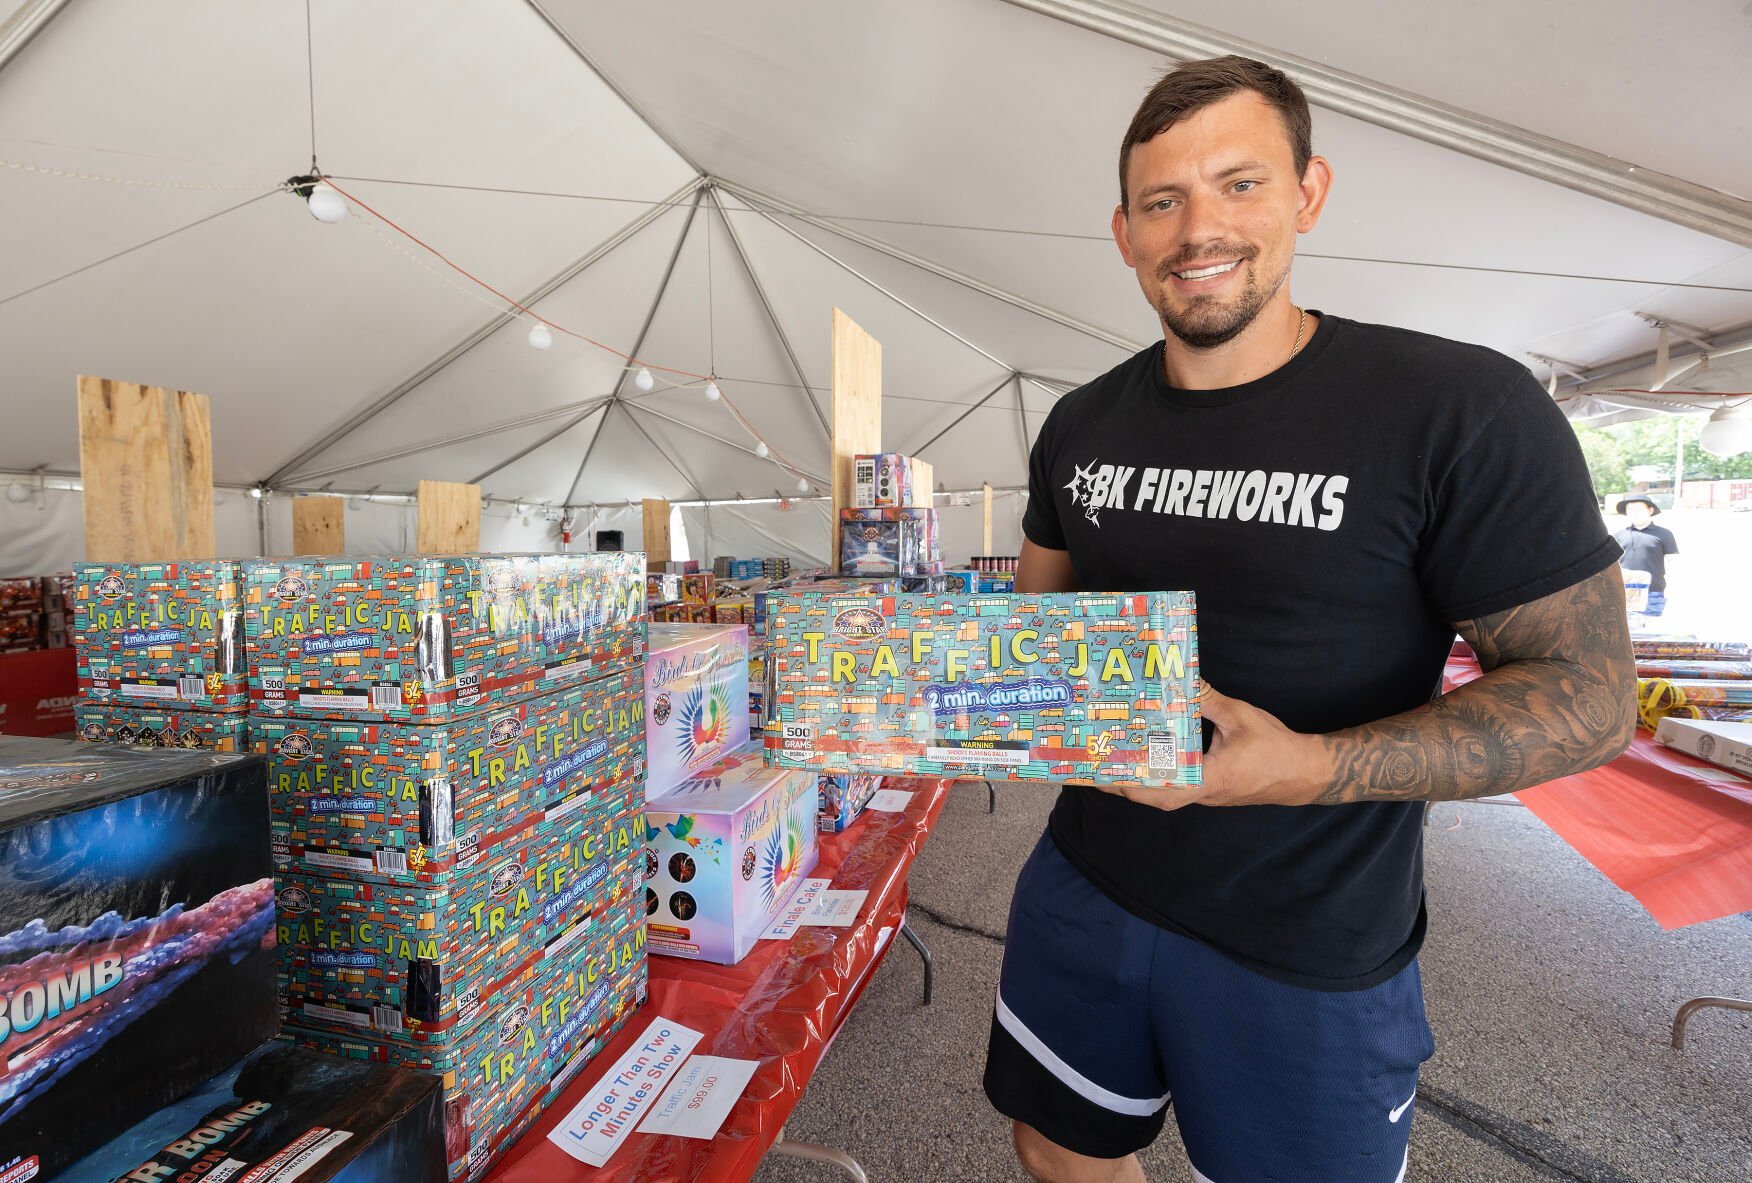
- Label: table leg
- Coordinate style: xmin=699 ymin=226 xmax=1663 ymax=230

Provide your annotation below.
xmin=900 ymin=912 xmax=934 ymax=1005
xmin=770 ymin=1126 xmax=871 ymax=1182
xmin=1670 ymin=996 xmax=1752 ymax=1050
xmin=987 ymin=779 xmax=996 ymax=814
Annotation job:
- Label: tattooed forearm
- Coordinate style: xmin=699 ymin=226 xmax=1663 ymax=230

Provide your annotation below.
xmin=1312 ymin=566 xmax=1638 ymax=804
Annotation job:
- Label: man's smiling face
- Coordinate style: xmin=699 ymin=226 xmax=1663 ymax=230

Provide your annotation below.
xmin=1112 ymin=90 xmax=1322 ymax=350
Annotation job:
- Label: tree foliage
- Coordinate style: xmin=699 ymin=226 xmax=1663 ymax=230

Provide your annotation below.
xmin=1570 ymin=415 xmax=1752 ymax=498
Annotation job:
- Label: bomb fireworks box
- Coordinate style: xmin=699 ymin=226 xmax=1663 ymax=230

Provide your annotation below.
xmin=0 ymin=736 xmax=276 ymax=1180
xmin=253 ymin=667 xmax=645 ymax=888
xmin=645 ymin=743 xmax=818 ymax=965
xmin=74 ymin=702 xmax=251 ymax=751
xmin=763 ymin=591 xmax=1202 ymax=788
xmin=839 ymin=518 xmax=921 ymax=579
xmin=73 ymin=561 xmax=248 ymax=712
xmin=244 ymin=553 xmax=645 ymax=724
xmin=645 ymin=624 xmax=750 ymax=798
xmin=62 ymin=1041 xmax=446 ymax=1183
xmin=277 ymin=800 xmax=646 ymax=1043
xmin=817 ymin=772 xmax=884 ymax=833
xmin=841 ymin=507 xmax=941 ymax=567
xmin=284 ymin=902 xmax=647 ymax=1182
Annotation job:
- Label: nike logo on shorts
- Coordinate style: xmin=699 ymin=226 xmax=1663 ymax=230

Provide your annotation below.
xmin=1389 ymin=1093 xmax=1416 ymax=1123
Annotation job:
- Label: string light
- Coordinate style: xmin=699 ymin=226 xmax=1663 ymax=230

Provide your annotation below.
xmin=796 ymin=478 xmax=810 ymax=494
xmin=527 ymin=322 xmax=553 ymax=350
xmin=704 ymin=380 xmax=722 ymax=402
xmin=306 ymin=182 xmax=347 ymax=223
xmin=634 ymin=366 xmax=656 ymax=392
xmin=5 ymin=482 xmax=31 ymax=504
xmin=755 ymin=441 xmax=769 ymax=458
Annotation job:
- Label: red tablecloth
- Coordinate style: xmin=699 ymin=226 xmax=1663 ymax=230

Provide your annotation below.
xmin=1445 ymin=646 xmax=1752 ymax=928
xmin=489 ymin=777 xmax=951 ymax=1183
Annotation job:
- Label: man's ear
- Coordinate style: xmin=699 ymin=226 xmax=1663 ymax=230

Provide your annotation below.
xmin=1295 ymin=156 xmax=1333 ymax=235
xmin=1112 ymin=204 xmax=1136 ymax=267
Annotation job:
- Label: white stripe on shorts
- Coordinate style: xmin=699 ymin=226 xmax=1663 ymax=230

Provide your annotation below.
xmin=994 ymin=993 xmax=1171 ymax=1117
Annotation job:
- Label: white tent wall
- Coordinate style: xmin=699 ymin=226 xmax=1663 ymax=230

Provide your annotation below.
xmin=0 ymin=487 xmax=262 ymax=576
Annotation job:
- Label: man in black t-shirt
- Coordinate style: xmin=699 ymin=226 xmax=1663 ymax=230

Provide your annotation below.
xmin=1613 ymin=496 xmax=1679 ymax=616
xmin=983 ymin=57 xmax=1637 ymax=1183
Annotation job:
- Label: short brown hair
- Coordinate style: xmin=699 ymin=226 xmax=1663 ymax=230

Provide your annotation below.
xmin=1118 ymin=55 xmax=1312 ymax=207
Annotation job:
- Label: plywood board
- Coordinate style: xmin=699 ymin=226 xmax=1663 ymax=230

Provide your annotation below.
xmin=831 ymin=308 xmax=882 ymax=571
xmin=77 ymin=375 xmax=215 ymax=563
xmin=982 ymin=482 xmax=993 ymax=556
xmin=642 ymin=498 xmax=671 ymax=565
xmin=906 ymin=458 xmax=935 ymax=509
xmin=292 ymin=496 xmax=345 ymax=555
xmin=416 ymin=479 xmax=481 ymax=553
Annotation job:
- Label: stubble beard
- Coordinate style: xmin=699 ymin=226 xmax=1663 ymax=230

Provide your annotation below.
xmin=1150 ymin=250 xmax=1290 ymax=351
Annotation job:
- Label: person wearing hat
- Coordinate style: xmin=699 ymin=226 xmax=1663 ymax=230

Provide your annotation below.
xmin=1613 ymin=496 xmax=1679 ymax=616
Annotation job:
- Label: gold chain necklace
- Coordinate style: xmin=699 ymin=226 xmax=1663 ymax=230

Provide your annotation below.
xmin=1289 ymin=306 xmax=1308 ymax=359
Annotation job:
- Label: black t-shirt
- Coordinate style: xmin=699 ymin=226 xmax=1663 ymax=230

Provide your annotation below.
xmin=1024 ymin=314 xmax=1619 ymax=989
xmin=1614 ymin=524 xmax=1677 ymax=592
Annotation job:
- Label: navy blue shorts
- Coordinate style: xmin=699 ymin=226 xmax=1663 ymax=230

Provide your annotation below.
xmin=984 ymin=835 xmax=1433 ymax=1181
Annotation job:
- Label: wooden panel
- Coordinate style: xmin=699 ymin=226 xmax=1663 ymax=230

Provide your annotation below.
xmin=641 ymin=498 xmax=671 ymax=565
xmin=905 ymin=458 xmax=935 ymax=509
xmin=77 ymin=375 xmax=214 ymax=563
xmin=982 ymin=482 xmax=994 ymax=556
xmin=830 ymin=308 xmax=882 ymax=571
xmin=292 ymin=496 xmax=345 ymax=555
xmin=416 ymin=480 xmax=481 ymax=553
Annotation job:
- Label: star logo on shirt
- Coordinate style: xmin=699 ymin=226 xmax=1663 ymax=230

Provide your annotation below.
xmin=1065 ymin=461 xmax=1101 ymax=527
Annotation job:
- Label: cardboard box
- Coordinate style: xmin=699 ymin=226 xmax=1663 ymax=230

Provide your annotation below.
xmin=73 ymin=561 xmax=247 ymax=712
xmin=62 ymin=1041 xmax=446 ymax=1183
xmin=841 ymin=507 xmax=940 ymax=570
xmin=817 ymin=771 xmax=883 ymax=833
xmin=839 ymin=518 xmax=921 ymax=579
xmin=284 ymin=903 xmax=646 ymax=1182
xmin=75 ymin=702 xmax=251 ymax=751
xmin=0 ymin=577 xmax=42 ymax=615
xmin=245 ymin=554 xmax=645 ymax=723
xmin=0 ymin=648 xmax=76 ymax=736
xmin=853 ymin=453 xmax=912 ymax=509
xmin=645 ymin=743 xmax=819 ymax=965
xmin=253 ymin=666 xmax=645 ymax=887
xmin=1654 ymin=716 xmax=1752 ymax=777
xmin=763 ymin=591 xmax=1202 ymax=788
xmin=0 ymin=737 xmax=276 ymax=1179
xmin=645 ymin=624 xmax=751 ymax=798
xmin=276 ymin=802 xmax=645 ymax=1042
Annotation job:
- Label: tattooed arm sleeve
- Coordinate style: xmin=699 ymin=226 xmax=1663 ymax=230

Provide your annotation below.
xmin=1310 ymin=566 xmax=1638 ymax=804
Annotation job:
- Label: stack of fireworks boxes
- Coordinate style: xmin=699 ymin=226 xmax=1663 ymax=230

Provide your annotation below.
xmin=842 ymin=452 xmax=943 ymax=581
xmin=244 ymin=553 xmax=651 ymax=1181
xmin=0 ymin=574 xmax=74 ymax=652
xmin=70 ymin=561 xmax=253 ymax=751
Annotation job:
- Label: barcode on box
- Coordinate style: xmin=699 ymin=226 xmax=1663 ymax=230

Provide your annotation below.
xmin=374 ymin=849 xmax=409 ymax=876
xmin=371 ymin=684 xmax=402 ymax=710
xmin=372 ymin=1005 xmax=403 ymax=1033
xmin=177 ymin=676 xmax=205 ymax=700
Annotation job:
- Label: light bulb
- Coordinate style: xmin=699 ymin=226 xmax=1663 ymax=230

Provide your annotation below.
xmin=527 ymin=322 xmax=553 ymax=350
xmin=634 ymin=367 xmax=655 ymax=392
xmin=5 ymin=482 xmax=31 ymax=504
xmin=249 ymin=487 xmax=264 ymax=499
xmin=755 ymin=441 xmax=769 ymax=458
xmin=796 ymin=477 xmax=809 ymax=494
xmin=347 ymin=496 xmax=363 ymax=512
xmin=306 ymin=183 xmax=348 ymax=223
xmin=1699 ymin=404 xmax=1752 ymax=458
xmin=704 ymin=381 xmax=721 ymax=401
xmin=212 ymin=491 xmax=226 ymax=507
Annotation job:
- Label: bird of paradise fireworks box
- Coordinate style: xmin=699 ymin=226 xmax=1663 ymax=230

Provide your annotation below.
xmin=275 ymin=798 xmax=647 ymax=1042
xmin=0 ymin=736 xmax=277 ymax=1181
xmin=252 ymin=667 xmax=645 ymax=888
xmin=645 ymin=623 xmax=750 ymax=798
xmin=72 ymin=560 xmax=248 ymax=712
xmin=645 ymin=742 xmax=818 ymax=965
xmin=244 ymin=553 xmax=646 ymax=723
xmin=283 ymin=900 xmax=647 ymax=1182
xmin=762 ymin=591 xmax=1202 ymax=788
xmin=73 ymin=701 xmax=251 ymax=751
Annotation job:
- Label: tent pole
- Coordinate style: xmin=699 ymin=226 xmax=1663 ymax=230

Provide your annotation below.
xmin=471 ymin=404 xmax=608 ymax=485
xmin=910 ymin=374 xmax=1017 ymax=456
xmin=0 ymin=0 xmax=72 ymax=75
xmin=1013 ymin=374 xmax=1031 ymax=470
xmin=625 ymin=402 xmax=829 ymax=486
xmin=619 ymin=402 xmax=704 ymax=499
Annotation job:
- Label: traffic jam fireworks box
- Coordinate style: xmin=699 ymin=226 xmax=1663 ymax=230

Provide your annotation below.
xmin=283 ymin=902 xmax=647 ymax=1182
xmin=276 ymin=803 xmax=646 ymax=1042
xmin=763 ymin=591 xmax=1202 ymax=788
xmin=73 ymin=702 xmax=251 ymax=751
xmin=62 ymin=1041 xmax=446 ymax=1183
xmin=244 ymin=553 xmax=645 ymax=723
xmin=72 ymin=561 xmax=248 ymax=711
xmin=0 ymin=736 xmax=277 ymax=1180
xmin=644 ymin=623 xmax=750 ymax=797
xmin=252 ymin=666 xmax=645 ymax=887
xmin=645 ymin=743 xmax=819 ymax=965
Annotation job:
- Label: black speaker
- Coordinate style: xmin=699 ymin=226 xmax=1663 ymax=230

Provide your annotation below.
xmin=594 ymin=529 xmax=624 ymax=551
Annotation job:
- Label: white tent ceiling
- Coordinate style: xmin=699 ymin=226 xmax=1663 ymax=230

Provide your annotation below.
xmin=0 ymin=0 xmax=1747 ymax=518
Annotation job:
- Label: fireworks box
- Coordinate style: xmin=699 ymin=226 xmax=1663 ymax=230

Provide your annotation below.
xmin=62 ymin=1041 xmax=446 ymax=1183
xmin=645 ymin=573 xmax=681 ymax=606
xmin=839 ymin=518 xmax=922 ymax=579
xmin=284 ymin=902 xmax=647 ymax=1182
xmin=853 ymin=453 xmax=912 ymax=509
xmin=0 ymin=578 xmax=42 ymax=615
xmin=253 ymin=666 xmax=645 ymax=888
xmin=244 ymin=553 xmax=645 ymax=724
xmin=645 ymin=743 xmax=819 ymax=965
xmin=817 ymin=772 xmax=884 ymax=833
xmin=1653 ymin=716 xmax=1752 ymax=776
xmin=645 ymin=624 xmax=750 ymax=798
xmin=841 ymin=507 xmax=941 ymax=568
xmin=763 ymin=591 xmax=1202 ymax=788
xmin=0 ymin=736 xmax=276 ymax=1180
xmin=276 ymin=800 xmax=646 ymax=1042
xmin=680 ymin=573 xmax=714 ymax=605
xmin=715 ymin=598 xmax=753 ymax=625
xmin=73 ymin=561 xmax=248 ymax=712
xmin=1632 ymin=639 xmax=1751 ymax=661
xmin=74 ymin=701 xmax=251 ymax=751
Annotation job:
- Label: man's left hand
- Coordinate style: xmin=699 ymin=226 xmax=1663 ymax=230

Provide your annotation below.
xmin=1095 ymin=683 xmax=1325 ymax=811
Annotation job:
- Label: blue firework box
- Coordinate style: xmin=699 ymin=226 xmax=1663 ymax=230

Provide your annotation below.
xmin=762 ymin=591 xmax=1202 ymax=788
xmin=283 ymin=901 xmax=647 ymax=1182
xmin=645 ymin=742 xmax=819 ymax=965
xmin=276 ymin=797 xmax=646 ymax=1044
xmin=72 ymin=560 xmax=248 ymax=712
xmin=251 ymin=666 xmax=645 ymax=888
xmin=644 ymin=623 xmax=750 ymax=798
xmin=816 ymin=772 xmax=884 ymax=833
xmin=244 ymin=553 xmax=646 ymax=723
